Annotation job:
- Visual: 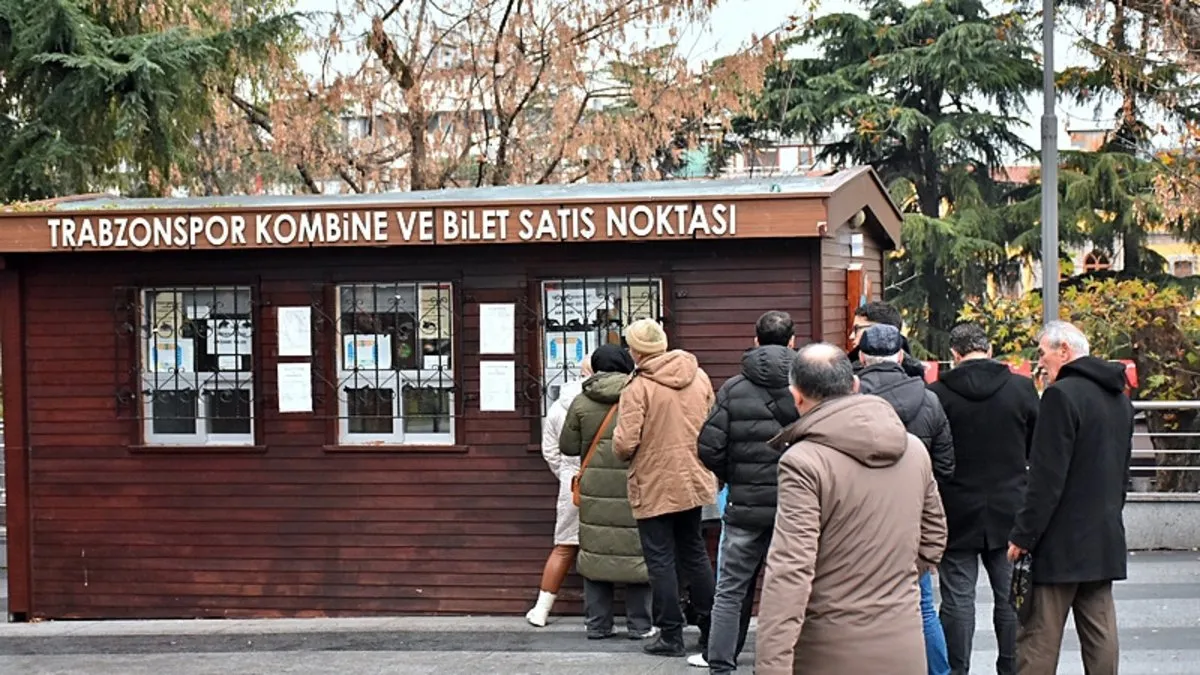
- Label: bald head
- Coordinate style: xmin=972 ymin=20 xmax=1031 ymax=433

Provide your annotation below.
xmin=790 ymin=342 xmax=856 ymax=403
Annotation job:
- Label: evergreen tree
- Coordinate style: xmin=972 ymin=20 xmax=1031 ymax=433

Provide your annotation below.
xmin=741 ymin=0 xmax=1040 ymax=355
xmin=0 ymin=0 xmax=296 ymax=201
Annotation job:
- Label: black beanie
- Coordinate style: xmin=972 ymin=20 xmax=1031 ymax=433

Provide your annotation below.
xmin=591 ymin=344 xmax=635 ymax=374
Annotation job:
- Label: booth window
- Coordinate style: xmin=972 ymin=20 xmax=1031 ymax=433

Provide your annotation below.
xmin=336 ymin=283 xmax=455 ymax=445
xmin=141 ymin=287 xmax=255 ymax=446
xmin=540 ymin=277 xmax=663 ymax=414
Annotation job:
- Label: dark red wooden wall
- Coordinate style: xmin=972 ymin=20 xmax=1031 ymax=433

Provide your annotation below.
xmin=9 ymin=238 xmax=821 ymax=619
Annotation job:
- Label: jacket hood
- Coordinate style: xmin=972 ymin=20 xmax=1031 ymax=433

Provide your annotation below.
xmin=636 ymin=350 xmax=699 ymax=390
xmin=1058 ymin=356 xmax=1128 ymax=393
xmin=857 ymin=362 xmax=926 ymax=424
xmin=582 ymin=371 xmax=630 ymax=404
xmin=938 ymin=358 xmax=1011 ymax=401
xmin=741 ymin=344 xmax=794 ymax=389
xmin=554 ymin=380 xmax=584 ymax=411
xmin=773 ymin=395 xmax=910 ymax=468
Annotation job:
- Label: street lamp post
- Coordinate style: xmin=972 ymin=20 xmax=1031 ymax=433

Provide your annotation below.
xmin=1041 ymin=0 xmax=1059 ymax=324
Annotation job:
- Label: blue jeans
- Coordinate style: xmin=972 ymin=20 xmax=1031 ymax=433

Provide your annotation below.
xmin=921 ymin=571 xmax=951 ymax=675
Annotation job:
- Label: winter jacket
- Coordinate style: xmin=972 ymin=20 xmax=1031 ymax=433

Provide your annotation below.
xmin=697 ymin=344 xmax=799 ymax=530
xmin=559 ymin=372 xmax=649 ymax=584
xmin=1010 ymin=357 xmax=1134 ymax=584
xmin=857 ymin=361 xmax=955 ymax=484
xmin=929 ymin=359 xmax=1040 ymax=551
xmin=541 ymin=380 xmax=583 ymax=546
xmin=754 ymin=395 xmax=947 ymax=675
xmin=612 ymin=350 xmax=718 ymax=520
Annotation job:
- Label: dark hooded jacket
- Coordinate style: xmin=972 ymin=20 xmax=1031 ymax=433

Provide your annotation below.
xmin=928 ymin=359 xmax=1040 ymax=551
xmin=1010 ymin=357 xmax=1134 ymax=584
xmin=697 ymin=345 xmax=800 ymax=530
xmin=857 ymin=361 xmax=955 ymax=484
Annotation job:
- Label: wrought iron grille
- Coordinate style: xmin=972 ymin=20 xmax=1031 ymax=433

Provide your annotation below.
xmin=137 ymin=286 xmax=256 ymax=445
xmin=538 ymin=277 xmax=663 ymax=415
xmin=325 ymin=282 xmax=457 ymax=445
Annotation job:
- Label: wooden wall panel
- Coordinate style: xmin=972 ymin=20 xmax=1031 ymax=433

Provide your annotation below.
xmin=15 ymin=238 xmax=815 ymax=619
xmin=821 ymin=223 xmax=887 ymax=347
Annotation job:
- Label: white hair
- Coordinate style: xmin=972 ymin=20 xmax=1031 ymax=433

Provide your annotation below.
xmin=1039 ymin=320 xmax=1090 ymax=356
xmin=862 ymin=351 xmax=904 ymax=366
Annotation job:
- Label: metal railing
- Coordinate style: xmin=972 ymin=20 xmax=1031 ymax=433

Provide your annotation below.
xmin=1131 ymin=401 xmax=1200 ymax=494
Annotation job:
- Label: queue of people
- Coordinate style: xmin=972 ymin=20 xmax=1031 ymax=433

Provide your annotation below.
xmin=524 ymin=303 xmax=1133 ymax=675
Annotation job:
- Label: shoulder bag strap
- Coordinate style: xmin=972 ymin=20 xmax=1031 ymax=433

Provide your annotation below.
xmin=579 ymin=404 xmax=619 ymax=476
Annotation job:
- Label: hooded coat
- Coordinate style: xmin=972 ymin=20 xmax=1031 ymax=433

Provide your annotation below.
xmin=754 ymin=395 xmax=948 ymax=675
xmin=540 ymin=380 xmax=583 ymax=545
xmin=928 ymin=359 xmax=1041 ymax=551
xmin=858 ymin=361 xmax=955 ymax=484
xmin=612 ymin=349 xmax=718 ymax=520
xmin=559 ymin=371 xmax=649 ymax=584
xmin=1010 ymin=357 xmax=1135 ymax=584
xmin=697 ymin=344 xmax=799 ymax=530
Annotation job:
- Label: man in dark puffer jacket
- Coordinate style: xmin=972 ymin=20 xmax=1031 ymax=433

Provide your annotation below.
xmin=697 ymin=311 xmax=800 ymax=674
xmin=857 ymin=323 xmax=954 ymax=675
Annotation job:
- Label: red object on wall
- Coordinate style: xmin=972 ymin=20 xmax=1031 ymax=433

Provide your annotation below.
xmin=1008 ymin=360 xmax=1032 ymax=378
xmin=922 ymin=361 xmax=940 ymax=384
xmin=1119 ymin=359 xmax=1138 ymax=391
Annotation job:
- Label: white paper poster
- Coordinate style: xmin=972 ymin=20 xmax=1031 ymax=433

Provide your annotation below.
xmin=343 ymin=334 xmax=393 ymax=370
xmin=277 ymin=362 xmax=313 ymax=413
xmin=277 ymin=306 xmax=312 ymax=357
xmin=479 ymin=303 xmax=515 ymax=355
xmin=479 ymin=360 xmax=516 ymax=412
xmin=209 ymin=319 xmax=253 ymax=355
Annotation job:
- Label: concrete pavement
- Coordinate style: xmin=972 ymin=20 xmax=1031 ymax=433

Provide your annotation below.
xmin=0 ymin=550 xmax=1197 ymax=674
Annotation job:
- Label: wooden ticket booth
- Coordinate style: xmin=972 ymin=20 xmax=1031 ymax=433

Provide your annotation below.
xmin=0 ymin=167 xmax=900 ymax=620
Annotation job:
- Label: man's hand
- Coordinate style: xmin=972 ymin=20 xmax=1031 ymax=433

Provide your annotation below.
xmin=1007 ymin=542 xmax=1027 ymax=562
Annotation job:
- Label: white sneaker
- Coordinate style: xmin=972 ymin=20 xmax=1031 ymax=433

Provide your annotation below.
xmin=524 ymin=591 xmax=556 ymax=627
xmin=628 ymin=626 xmax=660 ymax=640
xmin=687 ymin=653 xmax=709 ymax=668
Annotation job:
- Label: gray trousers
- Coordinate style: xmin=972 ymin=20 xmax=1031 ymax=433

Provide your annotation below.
xmin=707 ymin=522 xmax=771 ymax=673
xmin=583 ymin=578 xmax=653 ymax=634
xmin=938 ymin=547 xmax=1017 ymax=675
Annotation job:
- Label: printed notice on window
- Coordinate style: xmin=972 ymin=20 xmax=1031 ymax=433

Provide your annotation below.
xmin=277 ymin=306 xmax=312 ymax=357
xmin=479 ymin=303 xmax=515 ymax=355
xmin=277 ymin=362 xmax=313 ymax=413
xmin=479 ymin=360 xmax=515 ymax=412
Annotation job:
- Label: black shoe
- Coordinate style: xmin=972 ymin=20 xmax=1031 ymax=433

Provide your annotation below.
xmin=587 ymin=627 xmax=617 ymax=640
xmin=643 ymin=635 xmax=686 ymax=657
xmin=697 ymin=614 xmax=711 ymax=652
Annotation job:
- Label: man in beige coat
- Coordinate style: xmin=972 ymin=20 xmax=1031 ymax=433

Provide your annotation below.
xmin=613 ymin=318 xmax=718 ymax=658
xmin=755 ymin=343 xmax=948 ymax=675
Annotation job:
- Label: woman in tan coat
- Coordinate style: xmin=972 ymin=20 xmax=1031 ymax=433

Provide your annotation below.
xmin=612 ymin=318 xmax=718 ymax=658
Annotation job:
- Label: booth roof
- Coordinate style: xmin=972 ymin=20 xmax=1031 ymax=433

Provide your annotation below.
xmin=39 ymin=169 xmax=865 ymax=212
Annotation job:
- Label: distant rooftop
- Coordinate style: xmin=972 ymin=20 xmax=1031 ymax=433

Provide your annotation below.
xmin=35 ymin=171 xmax=856 ymax=213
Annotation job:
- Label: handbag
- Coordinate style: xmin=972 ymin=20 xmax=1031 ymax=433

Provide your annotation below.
xmin=1010 ymin=551 xmax=1035 ymax=622
xmin=571 ymin=405 xmax=619 ymax=507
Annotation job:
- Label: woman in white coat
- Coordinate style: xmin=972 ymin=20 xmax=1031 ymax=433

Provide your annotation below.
xmin=524 ymin=356 xmax=593 ymax=626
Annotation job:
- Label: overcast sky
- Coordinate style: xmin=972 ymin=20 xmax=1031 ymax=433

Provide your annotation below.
xmin=289 ymin=0 xmax=1118 ymax=157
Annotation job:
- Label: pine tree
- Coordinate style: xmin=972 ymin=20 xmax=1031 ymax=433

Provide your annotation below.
xmin=742 ymin=0 xmax=1040 ymax=355
xmin=0 ymin=0 xmax=296 ymax=201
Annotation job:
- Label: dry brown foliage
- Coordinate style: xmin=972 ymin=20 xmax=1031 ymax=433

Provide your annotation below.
xmin=193 ymin=0 xmax=773 ymax=194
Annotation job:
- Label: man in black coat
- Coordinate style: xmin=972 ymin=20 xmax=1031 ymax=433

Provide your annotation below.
xmin=696 ymin=310 xmax=799 ymax=674
xmin=929 ymin=323 xmax=1040 ymax=675
xmin=1008 ymin=321 xmax=1134 ymax=674
xmin=856 ymin=322 xmax=954 ymax=674
xmin=848 ymin=300 xmax=926 ymax=377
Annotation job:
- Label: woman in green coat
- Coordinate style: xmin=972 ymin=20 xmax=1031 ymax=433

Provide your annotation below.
xmin=560 ymin=344 xmax=656 ymax=641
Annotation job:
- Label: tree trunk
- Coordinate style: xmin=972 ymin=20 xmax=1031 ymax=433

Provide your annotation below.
xmin=409 ymin=110 xmax=429 ymax=191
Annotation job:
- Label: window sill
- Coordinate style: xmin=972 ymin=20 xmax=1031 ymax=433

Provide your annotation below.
xmin=129 ymin=445 xmax=267 ymax=455
xmin=323 ymin=444 xmax=469 ymax=454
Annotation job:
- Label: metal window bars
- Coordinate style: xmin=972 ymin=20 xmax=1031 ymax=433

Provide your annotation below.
xmin=138 ymin=286 xmax=255 ymax=444
xmin=333 ymin=282 xmax=456 ymax=443
xmin=539 ymin=276 xmax=662 ymax=415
